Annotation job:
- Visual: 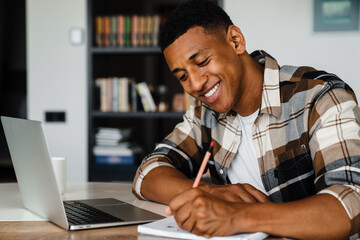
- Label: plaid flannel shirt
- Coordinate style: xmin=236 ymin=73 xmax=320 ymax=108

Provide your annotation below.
xmin=133 ymin=50 xmax=360 ymax=236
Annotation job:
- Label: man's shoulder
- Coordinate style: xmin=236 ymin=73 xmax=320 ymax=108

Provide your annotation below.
xmin=279 ymin=65 xmax=346 ymax=96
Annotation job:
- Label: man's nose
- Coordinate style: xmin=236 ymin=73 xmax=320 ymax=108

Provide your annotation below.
xmin=188 ymin=69 xmax=207 ymax=92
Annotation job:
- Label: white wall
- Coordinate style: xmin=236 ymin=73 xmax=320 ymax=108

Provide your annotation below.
xmin=224 ymin=0 xmax=360 ymax=98
xmin=26 ymin=0 xmax=87 ymax=181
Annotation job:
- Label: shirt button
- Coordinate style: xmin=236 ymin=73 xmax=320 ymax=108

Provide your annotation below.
xmin=219 ymin=169 xmax=224 ymax=174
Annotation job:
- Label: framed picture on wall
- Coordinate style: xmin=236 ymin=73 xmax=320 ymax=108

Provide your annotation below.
xmin=314 ymin=0 xmax=359 ymax=31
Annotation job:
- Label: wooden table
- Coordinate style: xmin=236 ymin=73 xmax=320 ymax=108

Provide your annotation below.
xmin=0 ymin=182 xmax=166 ymax=240
xmin=0 ymin=182 xmax=282 ymax=240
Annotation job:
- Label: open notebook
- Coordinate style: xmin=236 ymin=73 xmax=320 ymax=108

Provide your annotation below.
xmin=138 ymin=216 xmax=268 ymax=240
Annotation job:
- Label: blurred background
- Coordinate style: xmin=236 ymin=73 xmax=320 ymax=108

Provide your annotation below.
xmin=0 ymin=0 xmax=359 ymax=183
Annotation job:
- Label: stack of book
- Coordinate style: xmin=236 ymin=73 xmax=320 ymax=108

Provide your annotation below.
xmin=95 ymin=77 xmax=137 ymax=112
xmin=95 ymin=15 xmax=161 ymax=47
xmin=95 ymin=77 xmax=157 ymax=112
xmin=95 ymin=127 xmax=131 ymax=146
xmin=93 ymin=127 xmax=142 ymax=165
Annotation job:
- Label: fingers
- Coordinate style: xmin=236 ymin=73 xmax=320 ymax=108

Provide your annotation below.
xmin=170 ymin=191 xmax=208 ymax=232
xmin=208 ymin=183 xmax=270 ymax=203
xmin=166 ymin=188 xmax=244 ymax=238
xmin=241 ymin=184 xmax=270 ymax=203
xmin=168 ymin=188 xmax=204 ymax=212
xmin=234 ymin=184 xmax=258 ymax=203
xmin=164 ymin=206 xmax=172 ymax=216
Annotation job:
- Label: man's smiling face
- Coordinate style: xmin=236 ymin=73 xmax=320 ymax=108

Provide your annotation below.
xmin=163 ymin=26 xmax=245 ymax=113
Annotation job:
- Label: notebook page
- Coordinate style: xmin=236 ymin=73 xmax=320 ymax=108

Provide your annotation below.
xmin=138 ymin=216 xmax=268 ymax=240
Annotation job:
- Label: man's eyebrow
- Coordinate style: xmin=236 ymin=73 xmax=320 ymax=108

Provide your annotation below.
xmin=171 ymin=49 xmax=210 ymax=74
xmin=189 ymin=49 xmax=208 ymax=60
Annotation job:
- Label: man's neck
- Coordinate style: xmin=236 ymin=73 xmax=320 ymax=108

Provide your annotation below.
xmin=233 ymin=52 xmax=264 ymax=116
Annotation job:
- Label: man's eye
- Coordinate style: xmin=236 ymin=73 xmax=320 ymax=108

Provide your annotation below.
xmin=179 ymin=72 xmax=188 ymax=81
xmin=197 ymin=58 xmax=209 ymax=66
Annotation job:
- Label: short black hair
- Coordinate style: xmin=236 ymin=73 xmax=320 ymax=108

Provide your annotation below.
xmin=159 ymin=0 xmax=233 ymax=51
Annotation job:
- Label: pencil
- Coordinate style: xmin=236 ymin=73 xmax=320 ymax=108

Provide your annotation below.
xmin=192 ymin=141 xmax=214 ymax=188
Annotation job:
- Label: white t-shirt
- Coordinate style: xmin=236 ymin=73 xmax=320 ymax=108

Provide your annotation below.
xmin=227 ymin=109 xmax=267 ymax=194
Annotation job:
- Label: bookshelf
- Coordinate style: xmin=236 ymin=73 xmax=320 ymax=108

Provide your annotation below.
xmin=87 ymin=0 xmax=221 ymax=182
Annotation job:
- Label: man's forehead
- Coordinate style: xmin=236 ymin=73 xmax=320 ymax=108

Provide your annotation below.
xmin=164 ymin=27 xmax=219 ymax=55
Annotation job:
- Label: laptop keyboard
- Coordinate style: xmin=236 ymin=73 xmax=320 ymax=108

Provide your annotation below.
xmin=64 ymin=201 xmax=124 ymax=225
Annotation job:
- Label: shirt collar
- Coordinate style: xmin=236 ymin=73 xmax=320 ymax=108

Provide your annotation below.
xmin=250 ymin=50 xmax=282 ymax=118
xmin=218 ymin=50 xmax=281 ymax=120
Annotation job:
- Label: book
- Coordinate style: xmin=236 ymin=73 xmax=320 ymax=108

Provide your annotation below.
xmin=145 ymin=15 xmax=152 ymax=46
xmin=119 ymin=77 xmax=129 ymax=111
xmin=131 ymin=15 xmax=139 ymax=46
xmin=138 ymin=216 xmax=268 ymax=240
xmin=95 ymin=14 xmax=161 ymax=48
xmin=124 ymin=16 xmax=131 ymax=46
xmin=112 ymin=77 xmax=119 ymax=112
xmin=103 ymin=16 xmax=111 ymax=46
xmin=117 ymin=15 xmax=125 ymax=46
xmin=139 ymin=16 xmax=145 ymax=46
xmin=136 ymin=82 xmax=156 ymax=112
xmin=93 ymin=144 xmax=136 ymax=165
xmin=152 ymin=15 xmax=160 ymax=46
xmin=110 ymin=16 xmax=117 ymax=46
xmin=96 ymin=127 xmax=131 ymax=144
xmin=95 ymin=16 xmax=103 ymax=46
xmin=97 ymin=78 xmax=110 ymax=112
xmin=94 ymin=127 xmax=142 ymax=165
xmin=96 ymin=77 xmax=137 ymax=112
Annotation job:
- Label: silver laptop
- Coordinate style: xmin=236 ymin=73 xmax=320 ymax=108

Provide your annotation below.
xmin=1 ymin=116 xmax=163 ymax=230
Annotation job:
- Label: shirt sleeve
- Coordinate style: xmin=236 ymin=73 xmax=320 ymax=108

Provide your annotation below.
xmin=309 ymin=87 xmax=360 ymax=236
xmin=132 ymin=100 xmax=205 ymax=200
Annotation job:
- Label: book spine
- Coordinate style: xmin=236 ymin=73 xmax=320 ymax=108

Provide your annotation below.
xmin=139 ymin=82 xmax=156 ymax=112
xmin=117 ymin=15 xmax=125 ymax=46
xmin=152 ymin=15 xmax=160 ymax=46
xmin=106 ymin=77 xmax=113 ymax=112
xmin=145 ymin=16 xmax=151 ymax=46
xmin=131 ymin=15 xmax=139 ymax=47
xmin=119 ymin=77 xmax=129 ymax=111
xmin=95 ymin=155 xmax=134 ymax=165
xmin=136 ymin=82 xmax=149 ymax=112
xmin=95 ymin=16 xmax=103 ymax=46
xmin=139 ymin=16 xmax=145 ymax=46
xmin=112 ymin=77 xmax=119 ymax=112
xmin=103 ymin=16 xmax=111 ymax=47
xmin=110 ymin=16 xmax=117 ymax=47
xmin=125 ymin=16 xmax=131 ymax=46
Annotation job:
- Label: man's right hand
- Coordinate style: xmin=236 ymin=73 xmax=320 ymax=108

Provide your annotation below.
xmin=199 ymin=183 xmax=270 ymax=203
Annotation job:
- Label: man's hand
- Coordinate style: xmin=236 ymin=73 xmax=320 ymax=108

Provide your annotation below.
xmin=165 ymin=188 xmax=247 ymax=238
xmin=199 ymin=183 xmax=270 ymax=203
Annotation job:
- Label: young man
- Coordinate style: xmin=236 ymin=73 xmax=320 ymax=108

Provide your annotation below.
xmin=132 ymin=0 xmax=360 ymax=239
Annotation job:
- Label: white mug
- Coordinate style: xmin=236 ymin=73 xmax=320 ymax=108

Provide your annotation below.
xmin=51 ymin=157 xmax=66 ymax=194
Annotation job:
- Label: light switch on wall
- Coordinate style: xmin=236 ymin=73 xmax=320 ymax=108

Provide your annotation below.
xmin=69 ymin=27 xmax=83 ymax=45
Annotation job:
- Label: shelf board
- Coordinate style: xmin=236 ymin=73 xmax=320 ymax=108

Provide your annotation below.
xmin=91 ymin=111 xmax=185 ymax=118
xmin=91 ymin=46 xmax=162 ymax=54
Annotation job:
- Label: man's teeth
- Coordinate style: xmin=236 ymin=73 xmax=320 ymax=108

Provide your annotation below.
xmin=204 ymin=83 xmax=219 ymax=98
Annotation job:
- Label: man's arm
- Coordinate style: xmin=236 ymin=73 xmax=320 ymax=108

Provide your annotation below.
xmin=141 ymin=166 xmax=269 ymax=204
xmin=166 ymin=188 xmax=351 ymax=239
xmin=141 ymin=166 xmax=194 ymax=204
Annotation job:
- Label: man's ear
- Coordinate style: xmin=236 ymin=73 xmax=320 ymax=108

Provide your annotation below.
xmin=227 ymin=25 xmax=246 ymax=54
